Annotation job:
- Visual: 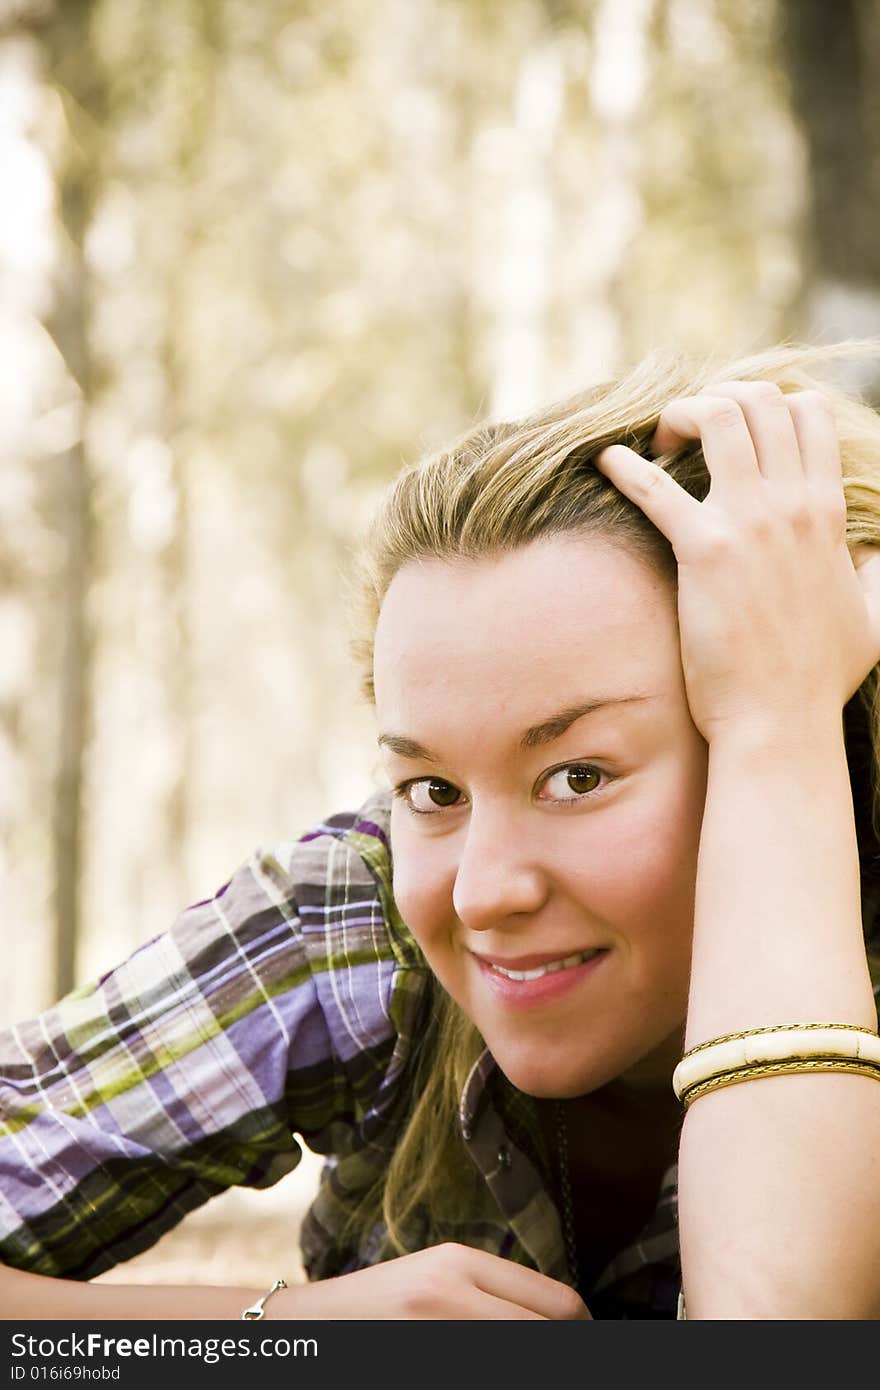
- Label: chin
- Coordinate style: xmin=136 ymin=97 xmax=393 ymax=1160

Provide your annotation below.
xmin=495 ymin=1056 xmax=608 ymax=1101
xmin=520 ymin=1081 xmax=597 ymax=1101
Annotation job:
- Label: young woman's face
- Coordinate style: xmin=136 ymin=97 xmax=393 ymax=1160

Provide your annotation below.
xmin=373 ymin=534 xmax=709 ymax=1101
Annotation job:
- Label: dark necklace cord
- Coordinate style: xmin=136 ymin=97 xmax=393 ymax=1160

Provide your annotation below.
xmin=554 ymin=1099 xmax=581 ymax=1295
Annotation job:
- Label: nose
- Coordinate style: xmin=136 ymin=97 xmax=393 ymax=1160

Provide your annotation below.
xmin=452 ymin=798 xmax=549 ymax=931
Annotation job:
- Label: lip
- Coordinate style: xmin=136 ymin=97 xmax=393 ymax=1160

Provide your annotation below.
xmin=471 ymin=949 xmax=604 ymax=970
xmin=472 ymin=948 xmax=609 ymax=1009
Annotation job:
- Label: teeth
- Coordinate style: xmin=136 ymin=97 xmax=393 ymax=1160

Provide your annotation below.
xmin=490 ymin=949 xmax=601 ymax=982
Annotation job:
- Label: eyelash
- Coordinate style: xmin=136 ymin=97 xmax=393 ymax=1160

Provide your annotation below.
xmin=391 ymin=763 xmax=614 ymax=818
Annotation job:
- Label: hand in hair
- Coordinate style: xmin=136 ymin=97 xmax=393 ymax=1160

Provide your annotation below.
xmin=595 ymin=380 xmax=880 ymax=744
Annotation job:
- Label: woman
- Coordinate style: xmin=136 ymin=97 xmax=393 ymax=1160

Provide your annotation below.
xmin=3 ymin=342 xmax=880 ymax=1320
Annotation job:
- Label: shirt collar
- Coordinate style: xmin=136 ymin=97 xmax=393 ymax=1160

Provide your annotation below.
xmin=458 ymin=1044 xmax=496 ymax=1140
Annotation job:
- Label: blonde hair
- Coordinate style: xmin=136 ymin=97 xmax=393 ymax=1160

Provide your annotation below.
xmin=340 ymin=341 xmax=880 ymax=1259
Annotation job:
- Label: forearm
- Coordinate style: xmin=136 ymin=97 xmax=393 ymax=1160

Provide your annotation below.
xmin=0 ymin=1265 xmax=302 ymax=1321
xmin=678 ymin=713 xmax=880 ymax=1319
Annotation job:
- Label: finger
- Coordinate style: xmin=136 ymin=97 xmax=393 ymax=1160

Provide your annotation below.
xmin=471 ymin=1282 xmax=590 ymax=1321
xmin=467 ymin=1290 xmax=548 ymax=1320
xmin=594 ymin=443 xmax=706 ymax=559
xmin=698 ymin=381 xmax=803 ymax=486
xmin=785 ymin=390 xmax=844 ymax=491
xmin=467 ymin=1249 xmax=591 ymax=1320
xmin=650 ymin=394 xmax=760 ymax=505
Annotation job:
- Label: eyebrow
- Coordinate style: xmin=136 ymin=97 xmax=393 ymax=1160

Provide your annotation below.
xmin=377 ymin=694 xmax=654 ymax=761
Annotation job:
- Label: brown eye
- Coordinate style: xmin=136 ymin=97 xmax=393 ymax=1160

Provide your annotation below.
xmin=393 ymin=777 xmax=465 ymax=817
xmin=425 ymin=779 xmax=460 ymax=807
xmin=566 ymin=766 xmax=601 ymax=795
xmin=541 ymin=763 xmax=610 ymax=804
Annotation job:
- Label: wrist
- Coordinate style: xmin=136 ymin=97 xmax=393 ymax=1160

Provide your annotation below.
xmin=706 ymin=706 xmax=845 ymax=760
xmin=261 ymin=1278 xmax=340 ymax=1320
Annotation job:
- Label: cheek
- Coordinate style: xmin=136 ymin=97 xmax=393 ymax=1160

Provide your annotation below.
xmin=390 ymin=825 xmax=454 ymax=950
xmin=585 ymin=783 xmax=704 ymax=920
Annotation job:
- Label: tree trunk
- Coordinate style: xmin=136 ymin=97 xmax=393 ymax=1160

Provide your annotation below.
xmin=777 ymin=0 xmax=880 ymax=399
xmin=40 ymin=0 xmax=103 ymax=997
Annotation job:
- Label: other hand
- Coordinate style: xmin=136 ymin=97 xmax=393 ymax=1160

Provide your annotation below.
xmin=273 ymin=1243 xmax=591 ymax=1320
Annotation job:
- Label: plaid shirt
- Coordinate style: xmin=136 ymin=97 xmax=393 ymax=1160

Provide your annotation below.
xmin=6 ymin=787 xmax=876 ymax=1319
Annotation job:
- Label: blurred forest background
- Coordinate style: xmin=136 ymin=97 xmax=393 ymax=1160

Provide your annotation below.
xmin=3 ymin=0 xmax=880 ymax=1287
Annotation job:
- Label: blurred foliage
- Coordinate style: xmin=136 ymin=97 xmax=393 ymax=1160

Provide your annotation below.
xmin=3 ymin=0 xmax=877 ymax=1018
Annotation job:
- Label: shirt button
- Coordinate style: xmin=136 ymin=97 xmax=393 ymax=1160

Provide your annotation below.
xmin=497 ymin=1145 xmax=512 ymax=1169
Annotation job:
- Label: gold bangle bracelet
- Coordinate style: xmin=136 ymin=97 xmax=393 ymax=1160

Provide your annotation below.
xmin=678 ymin=1056 xmax=880 ymax=1111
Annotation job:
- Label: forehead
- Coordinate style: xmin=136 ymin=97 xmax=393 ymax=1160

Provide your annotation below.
xmin=373 ymin=536 xmax=679 ymax=712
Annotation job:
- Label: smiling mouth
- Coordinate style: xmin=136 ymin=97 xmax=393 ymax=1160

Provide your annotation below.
xmin=488 ymin=948 xmax=605 ymax=982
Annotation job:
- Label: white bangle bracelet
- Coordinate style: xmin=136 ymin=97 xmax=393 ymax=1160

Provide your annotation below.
xmin=672 ymin=1023 xmax=880 ymax=1102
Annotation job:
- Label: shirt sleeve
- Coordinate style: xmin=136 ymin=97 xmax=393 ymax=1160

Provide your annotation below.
xmin=0 ymin=834 xmax=361 ymax=1280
